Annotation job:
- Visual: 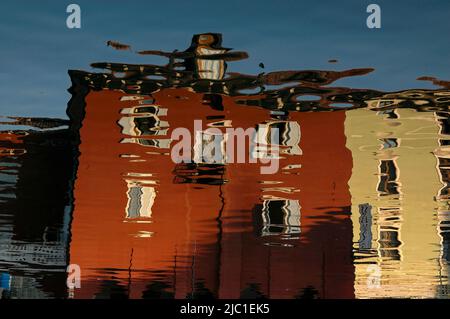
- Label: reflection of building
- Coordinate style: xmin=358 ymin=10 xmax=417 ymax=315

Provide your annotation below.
xmin=346 ymin=108 xmax=446 ymax=298
xmin=67 ymin=78 xmax=355 ymax=298
xmin=0 ymin=126 xmax=75 ymax=298
xmin=433 ymin=112 xmax=450 ymax=297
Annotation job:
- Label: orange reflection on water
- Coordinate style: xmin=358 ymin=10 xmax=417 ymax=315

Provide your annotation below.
xmin=68 ymin=87 xmax=355 ymax=299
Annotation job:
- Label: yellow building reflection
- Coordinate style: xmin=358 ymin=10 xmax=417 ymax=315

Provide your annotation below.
xmin=346 ymin=108 xmax=448 ymax=298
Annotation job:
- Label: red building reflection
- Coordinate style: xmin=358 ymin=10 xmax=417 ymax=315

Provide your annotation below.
xmin=67 ymin=33 xmax=354 ymax=299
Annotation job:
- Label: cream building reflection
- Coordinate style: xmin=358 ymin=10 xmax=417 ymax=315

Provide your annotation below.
xmin=433 ymin=111 xmax=450 ymax=297
xmin=346 ymin=107 xmax=446 ymax=298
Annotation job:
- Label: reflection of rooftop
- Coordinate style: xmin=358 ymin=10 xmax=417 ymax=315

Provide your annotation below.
xmin=68 ymin=33 xmax=450 ymax=115
xmin=346 ymin=108 xmax=450 ymax=298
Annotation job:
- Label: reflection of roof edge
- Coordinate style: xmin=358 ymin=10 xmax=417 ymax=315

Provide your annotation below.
xmin=68 ymin=68 xmax=450 ymax=116
xmin=68 ymin=68 xmax=261 ymax=96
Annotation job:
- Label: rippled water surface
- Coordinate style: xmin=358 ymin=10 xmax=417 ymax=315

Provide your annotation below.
xmin=1 ymin=1 xmax=450 ymax=299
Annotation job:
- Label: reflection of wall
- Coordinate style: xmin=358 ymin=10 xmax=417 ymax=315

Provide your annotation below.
xmin=68 ymin=85 xmax=355 ymax=299
xmin=346 ymin=108 xmax=444 ymax=298
xmin=432 ymin=112 xmax=450 ymax=297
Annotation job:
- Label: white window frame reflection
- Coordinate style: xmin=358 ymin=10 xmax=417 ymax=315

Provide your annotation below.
xmin=125 ymin=181 xmax=156 ymax=219
xmin=261 ymin=199 xmax=301 ymax=236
